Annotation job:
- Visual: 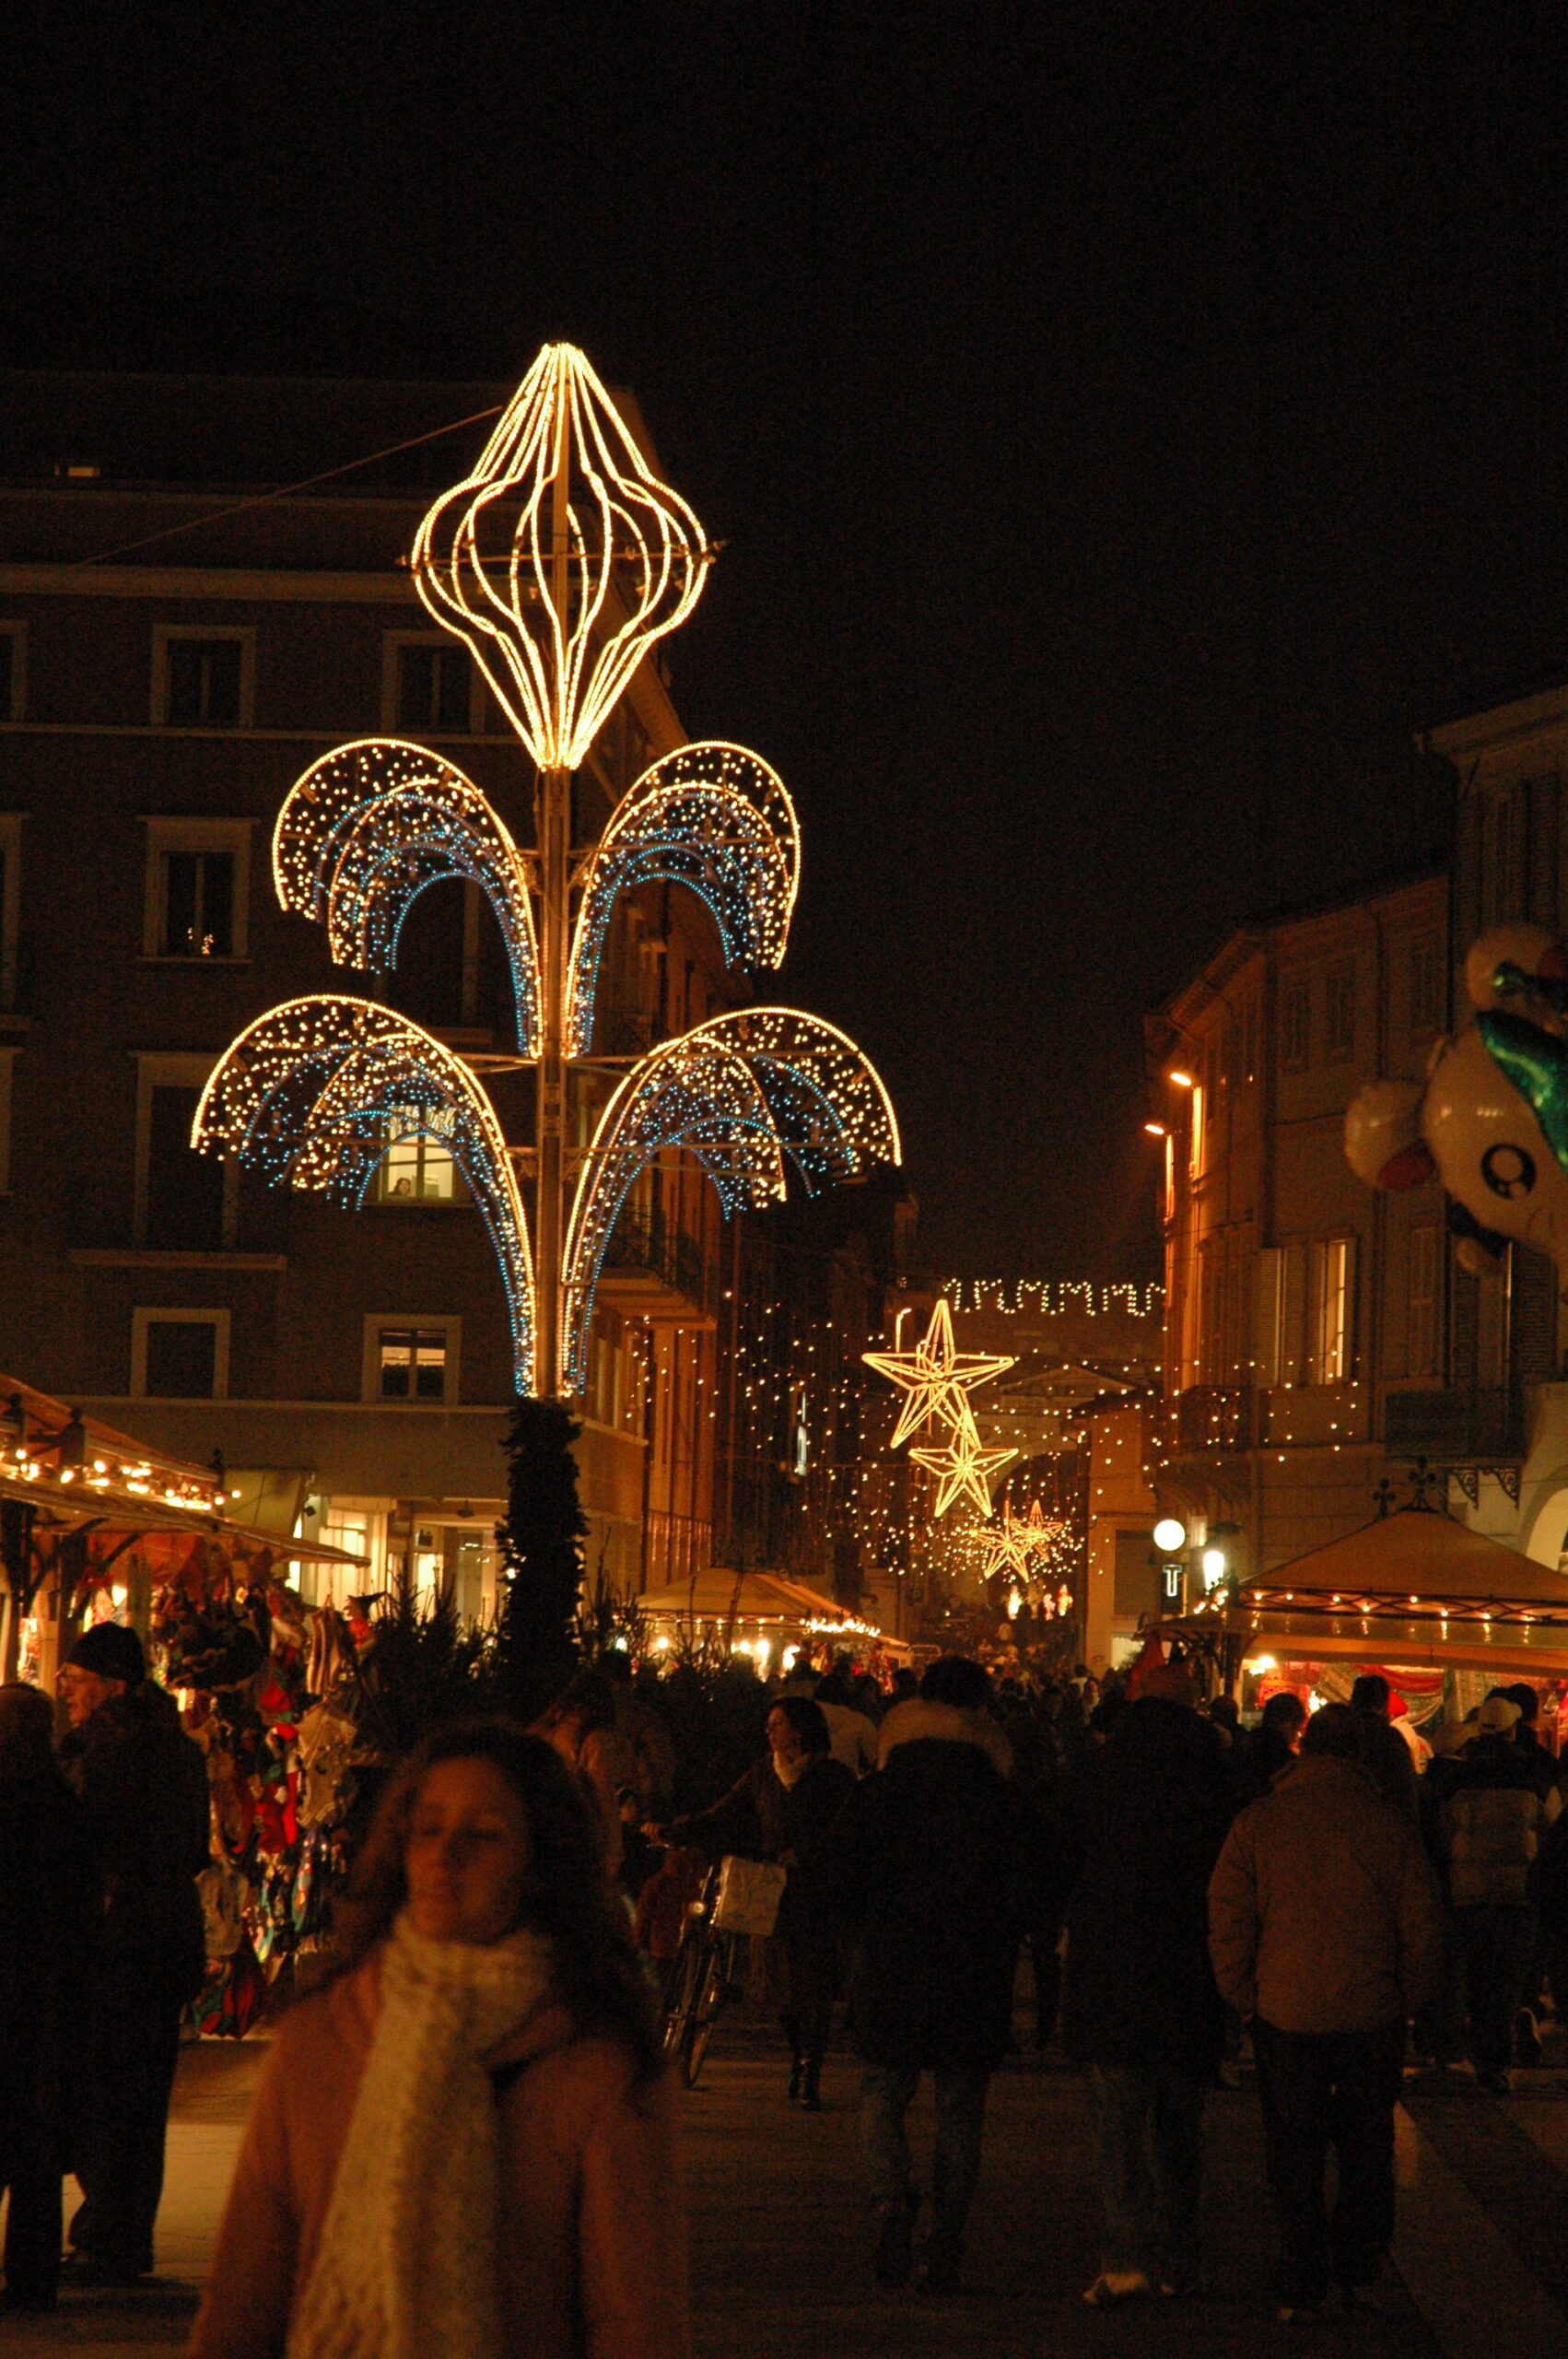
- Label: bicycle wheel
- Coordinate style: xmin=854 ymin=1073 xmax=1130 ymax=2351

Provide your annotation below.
xmin=661 ymin=1935 xmax=705 ymax=2062
xmin=682 ymin=1933 xmax=731 ymax=2088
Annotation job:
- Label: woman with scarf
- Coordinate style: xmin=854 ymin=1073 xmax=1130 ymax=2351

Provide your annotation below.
xmin=654 ymin=1697 xmax=853 ymax=2107
xmin=189 ymin=1719 xmax=689 ymax=2359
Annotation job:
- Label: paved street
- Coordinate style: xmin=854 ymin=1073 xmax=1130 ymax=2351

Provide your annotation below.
xmin=5 ymin=2010 xmax=1567 ymax=2359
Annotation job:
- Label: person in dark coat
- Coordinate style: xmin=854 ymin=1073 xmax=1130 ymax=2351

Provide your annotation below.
xmin=0 ymin=1684 xmax=99 ymax=2313
xmin=1243 ymin=1692 xmax=1306 ymax=1802
xmin=825 ymin=1706 xmax=1046 ymax=2294
xmin=56 ymin=1623 xmax=209 ymax=2285
xmin=1349 ymin=1674 xmax=1419 ymax=1820
xmin=1060 ymin=1667 xmax=1235 ymax=2305
xmin=658 ymin=1696 xmax=853 ymax=2106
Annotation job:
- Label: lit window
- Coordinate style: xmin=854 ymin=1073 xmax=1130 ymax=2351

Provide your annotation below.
xmin=378 ymin=1327 xmax=450 ymax=1402
xmin=371 ymin=1111 xmax=461 ymax=1203
xmin=1311 ymin=1237 xmax=1355 ymax=1384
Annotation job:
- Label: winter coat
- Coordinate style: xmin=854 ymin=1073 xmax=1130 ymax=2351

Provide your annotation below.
xmin=876 ymin=1697 xmax=1013 ymax=1778
xmin=666 ymin=1753 xmax=854 ymax=2012
xmin=1059 ymin=1697 xmax=1234 ymax=2073
xmin=1442 ymin=1738 xmax=1562 ymax=1909
xmin=0 ymin=1762 xmax=99 ymax=2177
xmin=1351 ymin=1708 xmax=1420 ymax=1821
xmin=187 ymin=1947 xmax=689 ymax=2359
xmin=59 ymin=1679 xmax=209 ymax=2001
xmin=825 ymin=1735 xmax=1042 ymax=2070
xmin=1208 ymin=1754 xmax=1443 ymax=2034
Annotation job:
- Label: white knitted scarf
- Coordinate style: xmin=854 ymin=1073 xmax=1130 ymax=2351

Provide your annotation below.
xmin=287 ymin=1912 xmax=554 ymax=2359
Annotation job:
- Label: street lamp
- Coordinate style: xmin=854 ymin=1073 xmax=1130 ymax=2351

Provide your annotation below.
xmin=1153 ymin=1516 xmax=1188 ymax=1554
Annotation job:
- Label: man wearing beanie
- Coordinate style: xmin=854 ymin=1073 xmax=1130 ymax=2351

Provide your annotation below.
xmin=57 ymin=1621 xmax=209 ymax=2284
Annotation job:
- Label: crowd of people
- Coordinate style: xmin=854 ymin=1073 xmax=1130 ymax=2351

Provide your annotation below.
xmin=2 ymin=1621 xmax=1564 ymax=2348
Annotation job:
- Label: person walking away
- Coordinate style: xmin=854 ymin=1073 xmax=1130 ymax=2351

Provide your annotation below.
xmin=191 ymin=1719 xmax=689 ymax=2359
xmin=533 ymin=1671 xmax=636 ymax=1878
xmin=1243 ymin=1692 xmax=1306 ymax=1803
xmin=0 ymin=1684 xmax=99 ymax=2313
xmin=651 ymin=1698 xmax=853 ymax=2102
xmin=1208 ymin=1704 xmax=1442 ymax=2320
xmin=1441 ymin=1691 xmax=1561 ymax=2090
xmin=812 ymin=1666 xmax=880 ymax=1777
xmin=1387 ymin=1692 xmax=1432 ymax=1777
xmin=826 ymin=1694 xmax=1044 ymax=2294
xmin=56 ymin=1624 xmax=208 ymax=2287
xmin=1061 ymin=1664 xmax=1235 ymax=2306
xmin=1349 ymin=1673 xmax=1419 ymax=1819
xmin=876 ymin=1654 xmax=1013 ymax=1778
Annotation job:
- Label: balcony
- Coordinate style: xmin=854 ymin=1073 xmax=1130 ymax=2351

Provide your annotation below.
xmin=1383 ymin=1387 xmax=1526 ymax=1468
xmin=599 ymin=1207 xmax=715 ymax=1320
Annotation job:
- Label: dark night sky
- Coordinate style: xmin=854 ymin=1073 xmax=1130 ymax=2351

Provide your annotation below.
xmin=8 ymin=11 xmax=1568 ymax=1278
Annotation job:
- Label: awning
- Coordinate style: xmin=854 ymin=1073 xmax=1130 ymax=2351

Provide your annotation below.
xmin=635 ymin=1566 xmax=882 ymax=1633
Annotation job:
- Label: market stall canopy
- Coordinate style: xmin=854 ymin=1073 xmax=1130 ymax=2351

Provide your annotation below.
xmin=636 ymin=1566 xmax=883 ymax=1636
xmin=1170 ymin=1503 xmax=1568 ymax=1675
xmin=0 ymin=1375 xmax=365 ymax=1566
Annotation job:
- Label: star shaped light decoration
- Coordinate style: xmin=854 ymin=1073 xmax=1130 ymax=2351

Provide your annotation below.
xmin=909 ymin=1409 xmax=1016 ymax=1520
xmin=981 ymin=1498 xmax=1035 ymax=1582
xmin=862 ymin=1299 xmax=1016 ymax=1450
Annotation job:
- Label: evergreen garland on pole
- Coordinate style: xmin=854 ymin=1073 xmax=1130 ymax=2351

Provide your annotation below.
xmin=496 ymin=1395 xmax=588 ymax=1719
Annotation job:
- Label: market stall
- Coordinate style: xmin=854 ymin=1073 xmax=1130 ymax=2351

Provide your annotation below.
xmin=634 ymin=1565 xmax=910 ymax=1672
xmin=1152 ymin=1498 xmax=1568 ymax=1732
xmin=0 ymin=1376 xmax=376 ymax=2030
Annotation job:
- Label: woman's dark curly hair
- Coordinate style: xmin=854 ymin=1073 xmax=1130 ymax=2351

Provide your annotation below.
xmin=316 ymin=1716 xmax=662 ymax=2083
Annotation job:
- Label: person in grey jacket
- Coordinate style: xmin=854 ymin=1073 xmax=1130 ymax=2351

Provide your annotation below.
xmin=1441 ymin=1691 xmax=1562 ymax=2091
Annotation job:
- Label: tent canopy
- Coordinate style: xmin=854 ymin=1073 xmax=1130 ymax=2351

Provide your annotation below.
xmin=635 ymin=1566 xmax=877 ymax=1631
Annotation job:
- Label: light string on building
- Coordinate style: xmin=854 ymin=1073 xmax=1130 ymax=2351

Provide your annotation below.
xmin=946 ymin=1278 xmax=1165 ymax=1320
xmin=195 ymin=341 xmax=900 ymax=1397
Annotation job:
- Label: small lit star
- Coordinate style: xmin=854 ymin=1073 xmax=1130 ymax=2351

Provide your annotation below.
xmin=863 ymin=1299 xmax=1016 ymax=1449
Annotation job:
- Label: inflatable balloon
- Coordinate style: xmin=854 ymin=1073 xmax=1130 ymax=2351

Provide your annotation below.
xmin=1345 ymin=925 xmax=1568 ymax=1285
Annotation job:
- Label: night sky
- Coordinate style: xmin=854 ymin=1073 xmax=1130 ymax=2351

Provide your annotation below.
xmin=9 ymin=13 xmax=1568 ymax=1278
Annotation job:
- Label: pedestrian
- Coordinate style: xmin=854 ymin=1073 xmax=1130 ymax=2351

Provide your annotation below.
xmin=1208 ymin=1703 xmax=1443 ymax=2320
xmin=1060 ymin=1663 xmax=1234 ymax=2306
xmin=533 ymin=1670 xmax=634 ymax=1876
xmin=652 ymin=1697 xmax=854 ymax=2105
xmin=877 ymin=1654 xmax=1013 ymax=1778
xmin=191 ymin=1719 xmax=689 ymax=2359
xmin=1243 ymin=1691 xmax=1306 ymax=1802
xmin=1440 ymin=1691 xmax=1562 ymax=2090
xmin=0 ymin=1684 xmax=99 ymax=2313
xmin=1348 ymin=1673 xmax=1419 ymax=1818
xmin=813 ymin=1666 xmax=880 ymax=1776
xmin=826 ymin=1687 xmax=1044 ymax=2294
xmin=56 ymin=1622 xmax=209 ymax=2287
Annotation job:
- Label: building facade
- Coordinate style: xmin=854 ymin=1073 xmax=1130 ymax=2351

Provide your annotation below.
xmin=0 ymin=371 xmax=745 ymax=1617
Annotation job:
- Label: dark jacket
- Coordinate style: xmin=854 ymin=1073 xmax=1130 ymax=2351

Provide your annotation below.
xmin=1060 ymin=1697 xmax=1235 ymax=2073
xmin=666 ymin=1751 xmax=854 ymax=2014
xmin=59 ymin=1680 xmax=209 ymax=2001
xmin=825 ymin=1736 xmax=1042 ymax=2070
xmin=0 ymin=1762 xmax=99 ymax=2171
xmin=1441 ymin=1737 xmax=1562 ymax=1909
xmin=1209 ymin=1755 xmax=1443 ymax=2034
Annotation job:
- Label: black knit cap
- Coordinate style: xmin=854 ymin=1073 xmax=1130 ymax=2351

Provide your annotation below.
xmin=66 ymin=1623 xmax=146 ymax=1685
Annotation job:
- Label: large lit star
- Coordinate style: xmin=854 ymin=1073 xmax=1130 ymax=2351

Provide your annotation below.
xmin=981 ymin=1499 xmax=1035 ymax=1581
xmin=909 ymin=1410 xmax=1015 ymax=1519
xmin=863 ymin=1299 xmax=1016 ymax=1450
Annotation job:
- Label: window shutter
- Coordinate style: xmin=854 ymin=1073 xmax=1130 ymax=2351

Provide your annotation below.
xmin=1281 ymin=1241 xmax=1306 ymax=1387
xmin=1253 ymin=1247 xmax=1283 ymax=1388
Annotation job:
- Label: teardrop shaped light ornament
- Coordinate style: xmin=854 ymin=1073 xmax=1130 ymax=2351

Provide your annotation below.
xmin=410 ymin=344 xmax=712 ymax=771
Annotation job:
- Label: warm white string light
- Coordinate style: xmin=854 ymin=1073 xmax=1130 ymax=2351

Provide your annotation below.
xmin=863 ymin=1297 xmax=1016 ymax=1450
xmin=410 ymin=343 xmax=712 ymax=771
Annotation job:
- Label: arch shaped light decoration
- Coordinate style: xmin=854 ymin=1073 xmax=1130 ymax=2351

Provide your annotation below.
xmin=565 ymin=742 xmax=799 ymax=1055
xmin=194 ymin=996 xmax=536 ymax=1391
xmin=562 ymin=1009 xmax=900 ymax=1391
xmin=274 ymin=741 xmax=541 ymax=1053
xmin=410 ymin=344 xmax=711 ymax=772
xmin=197 ymin=342 xmax=900 ymax=1398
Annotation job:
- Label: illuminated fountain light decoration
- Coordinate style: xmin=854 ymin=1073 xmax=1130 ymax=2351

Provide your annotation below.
xmin=908 ymin=1403 xmax=1016 ymax=1520
xmin=193 ymin=995 xmax=535 ymax=1391
xmin=863 ymin=1298 xmax=1016 ymax=1451
xmin=273 ymin=740 xmax=541 ymax=1053
xmin=411 ymin=344 xmax=712 ymax=771
xmin=199 ymin=342 xmax=900 ymax=1398
xmin=562 ymin=1008 xmax=900 ymax=1390
xmin=566 ymin=743 xmax=799 ymax=1055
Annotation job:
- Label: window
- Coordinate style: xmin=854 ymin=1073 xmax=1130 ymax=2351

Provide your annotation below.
xmin=0 ymin=1048 xmax=15 ymax=1195
xmin=131 ymin=1308 xmax=230 ymax=1400
xmin=1410 ymin=939 xmax=1444 ymax=1039
xmin=142 ymin=820 xmax=253 ymax=960
xmin=1254 ymin=1247 xmax=1283 ymax=1387
xmin=0 ymin=624 xmax=26 ymax=721
xmin=363 ymin=1315 xmax=461 ymax=1405
xmin=1188 ymin=1081 xmax=1205 ymax=1179
xmin=133 ymin=1051 xmax=233 ymax=1250
xmin=1408 ymin=1221 xmax=1439 ymax=1378
xmin=1310 ymin=1236 xmax=1356 ymax=1384
xmin=0 ymin=813 xmax=21 ymax=1013
xmin=1281 ymin=978 xmax=1311 ymax=1073
xmin=383 ymin=635 xmax=476 ymax=734
xmin=1324 ymin=964 xmax=1356 ymax=1062
xmin=1243 ymin=997 xmax=1258 ymax=1086
xmin=370 ymin=1112 xmax=462 ymax=1203
xmin=153 ymin=629 xmax=253 ymax=728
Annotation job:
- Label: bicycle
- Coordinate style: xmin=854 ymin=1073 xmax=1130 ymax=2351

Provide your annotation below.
xmin=656 ymin=1857 xmax=747 ymax=2087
